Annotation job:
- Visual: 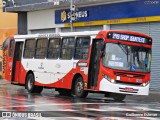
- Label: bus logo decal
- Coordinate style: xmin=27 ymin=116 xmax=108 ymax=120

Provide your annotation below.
xmin=55 ymin=64 xmax=61 ymax=68
xmin=130 ymin=65 xmax=136 ymax=71
xmin=136 ymin=79 xmax=142 ymax=83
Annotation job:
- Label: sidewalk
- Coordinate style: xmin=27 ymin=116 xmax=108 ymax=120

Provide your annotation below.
xmin=0 ymin=79 xmax=10 ymax=84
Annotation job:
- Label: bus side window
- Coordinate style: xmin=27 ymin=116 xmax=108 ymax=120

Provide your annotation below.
xmin=9 ymin=40 xmax=15 ymax=58
xmin=74 ymin=37 xmax=90 ymax=59
xmin=60 ymin=37 xmax=75 ymax=59
xmin=47 ymin=38 xmax=60 ymax=59
xmin=23 ymin=39 xmax=36 ymax=58
xmin=35 ymin=38 xmax=48 ymax=59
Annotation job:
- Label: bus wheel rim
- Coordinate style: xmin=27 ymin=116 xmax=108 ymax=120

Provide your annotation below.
xmin=77 ymin=82 xmax=83 ymax=94
xmin=28 ymin=77 xmax=34 ymax=90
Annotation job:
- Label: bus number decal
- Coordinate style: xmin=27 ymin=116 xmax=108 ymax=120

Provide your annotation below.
xmin=38 ymin=34 xmax=60 ymax=38
xmin=110 ymin=33 xmax=146 ymax=43
xmin=108 ymin=61 xmax=124 ymax=67
xmin=80 ymin=67 xmax=88 ymax=75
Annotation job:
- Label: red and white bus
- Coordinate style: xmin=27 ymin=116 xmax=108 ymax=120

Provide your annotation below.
xmin=2 ymin=30 xmax=152 ymax=101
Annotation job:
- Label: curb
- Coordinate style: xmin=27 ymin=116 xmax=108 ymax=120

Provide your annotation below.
xmin=126 ymin=91 xmax=160 ymax=102
xmin=149 ymin=91 xmax=160 ymax=94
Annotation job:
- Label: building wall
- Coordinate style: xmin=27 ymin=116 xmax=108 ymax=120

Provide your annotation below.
xmin=0 ymin=0 xmax=17 ymax=77
xmin=27 ymin=9 xmax=63 ymax=33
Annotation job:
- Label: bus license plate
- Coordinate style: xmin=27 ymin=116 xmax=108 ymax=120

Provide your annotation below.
xmin=124 ymin=87 xmax=134 ymax=92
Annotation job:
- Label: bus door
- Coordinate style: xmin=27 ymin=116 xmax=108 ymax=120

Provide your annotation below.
xmin=5 ymin=39 xmax=15 ymax=81
xmin=12 ymin=42 xmax=23 ymax=83
xmin=88 ymin=39 xmax=103 ymax=89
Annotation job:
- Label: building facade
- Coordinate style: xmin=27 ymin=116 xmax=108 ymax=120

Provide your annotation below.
xmin=0 ymin=0 xmax=17 ymax=77
xmin=4 ymin=0 xmax=160 ymax=91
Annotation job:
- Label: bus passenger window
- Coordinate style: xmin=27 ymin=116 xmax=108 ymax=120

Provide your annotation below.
xmin=24 ymin=39 xmax=36 ymax=58
xmin=74 ymin=37 xmax=90 ymax=59
xmin=35 ymin=38 xmax=48 ymax=59
xmin=9 ymin=40 xmax=15 ymax=58
xmin=47 ymin=38 xmax=60 ymax=59
xmin=60 ymin=37 xmax=75 ymax=59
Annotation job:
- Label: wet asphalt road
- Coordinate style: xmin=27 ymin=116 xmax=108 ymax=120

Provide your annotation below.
xmin=0 ymin=79 xmax=160 ymax=120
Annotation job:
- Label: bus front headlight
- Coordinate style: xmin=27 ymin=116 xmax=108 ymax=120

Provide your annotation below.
xmin=102 ymin=73 xmax=115 ymax=83
xmin=141 ymin=81 xmax=150 ymax=87
xmin=111 ymin=79 xmax=115 ymax=83
xmin=104 ymin=75 xmax=111 ymax=81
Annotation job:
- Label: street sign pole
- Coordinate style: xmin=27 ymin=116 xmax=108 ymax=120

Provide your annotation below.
xmin=70 ymin=0 xmax=73 ymax=32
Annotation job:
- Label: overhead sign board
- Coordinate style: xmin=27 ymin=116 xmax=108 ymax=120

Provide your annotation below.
xmin=60 ymin=10 xmax=88 ymax=22
xmin=107 ymin=32 xmax=152 ymax=44
xmin=55 ymin=1 xmax=160 ymax=24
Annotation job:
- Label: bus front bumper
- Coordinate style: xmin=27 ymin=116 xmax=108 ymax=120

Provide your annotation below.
xmin=99 ymin=78 xmax=149 ymax=95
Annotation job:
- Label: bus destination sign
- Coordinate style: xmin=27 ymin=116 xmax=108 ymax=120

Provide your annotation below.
xmin=107 ymin=32 xmax=152 ymax=44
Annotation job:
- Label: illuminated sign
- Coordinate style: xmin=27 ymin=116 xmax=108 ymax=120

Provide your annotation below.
xmin=60 ymin=10 xmax=88 ymax=22
xmin=55 ymin=1 xmax=160 ymax=24
xmin=107 ymin=32 xmax=152 ymax=44
xmin=61 ymin=11 xmax=67 ymax=22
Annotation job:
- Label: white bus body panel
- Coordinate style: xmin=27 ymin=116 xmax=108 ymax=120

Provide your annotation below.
xmin=14 ymin=31 xmax=98 ymax=84
xmin=100 ymin=78 xmax=149 ymax=95
xmin=22 ymin=59 xmax=79 ymax=84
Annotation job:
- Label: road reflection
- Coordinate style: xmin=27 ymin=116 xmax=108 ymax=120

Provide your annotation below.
xmin=0 ymin=82 xmax=119 ymax=112
xmin=0 ymin=80 xmax=160 ymax=119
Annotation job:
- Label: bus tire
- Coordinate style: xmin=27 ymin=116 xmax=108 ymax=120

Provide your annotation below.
xmin=34 ymin=86 xmax=43 ymax=93
xmin=111 ymin=93 xmax=126 ymax=101
xmin=58 ymin=89 xmax=72 ymax=96
xmin=74 ymin=76 xmax=88 ymax=98
xmin=26 ymin=73 xmax=43 ymax=93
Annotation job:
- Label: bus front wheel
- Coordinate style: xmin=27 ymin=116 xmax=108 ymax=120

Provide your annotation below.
xmin=26 ymin=73 xmax=43 ymax=93
xmin=111 ymin=93 xmax=126 ymax=101
xmin=74 ymin=76 xmax=88 ymax=98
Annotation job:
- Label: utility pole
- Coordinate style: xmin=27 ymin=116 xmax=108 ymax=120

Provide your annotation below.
xmin=70 ymin=0 xmax=75 ymax=32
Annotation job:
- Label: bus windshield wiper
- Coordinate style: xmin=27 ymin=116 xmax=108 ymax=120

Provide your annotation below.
xmin=118 ymin=43 xmax=127 ymax=55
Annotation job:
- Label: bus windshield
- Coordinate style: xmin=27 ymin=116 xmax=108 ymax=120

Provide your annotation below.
xmin=103 ymin=43 xmax=151 ymax=72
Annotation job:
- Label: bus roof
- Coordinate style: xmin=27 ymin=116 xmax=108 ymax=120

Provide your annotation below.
xmin=14 ymin=31 xmax=99 ymax=39
xmin=13 ymin=30 xmax=151 ymax=40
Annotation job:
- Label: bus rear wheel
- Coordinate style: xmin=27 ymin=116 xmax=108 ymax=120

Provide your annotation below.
xmin=111 ymin=93 xmax=126 ymax=101
xmin=26 ymin=73 xmax=43 ymax=93
xmin=74 ymin=76 xmax=88 ymax=98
